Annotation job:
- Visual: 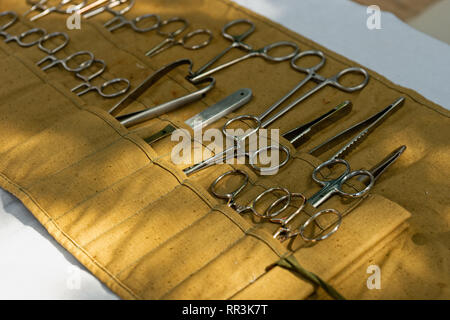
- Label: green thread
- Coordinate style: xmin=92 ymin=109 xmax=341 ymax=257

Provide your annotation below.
xmin=269 ymin=255 xmax=346 ymax=300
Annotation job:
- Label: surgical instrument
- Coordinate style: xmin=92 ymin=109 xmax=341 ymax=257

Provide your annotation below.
xmin=187 ymin=19 xmax=299 ymax=82
xmin=71 ymin=59 xmax=131 ymax=98
xmin=144 ymin=88 xmax=253 ymax=145
xmin=110 ymin=59 xmax=215 ymax=127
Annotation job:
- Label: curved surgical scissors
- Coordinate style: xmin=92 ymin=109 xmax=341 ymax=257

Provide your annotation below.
xmin=71 ymin=59 xmax=131 ymax=98
xmin=145 ymin=18 xmax=212 ymax=57
xmin=0 ymin=11 xmax=47 ymax=47
xmin=104 ymin=6 xmax=160 ymax=33
xmin=29 ymin=0 xmax=87 ymax=21
xmin=188 ymin=19 xmax=299 ymax=82
xmin=210 ymin=169 xmax=292 ymax=220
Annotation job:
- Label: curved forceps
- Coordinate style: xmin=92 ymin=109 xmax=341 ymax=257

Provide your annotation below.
xmin=259 ymin=50 xmax=370 ymax=128
xmin=104 ymin=6 xmax=160 ymax=33
xmin=145 ymin=18 xmax=212 ymax=57
xmin=210 ymin=169 xmax=292 ymax=219
xmin=30 ymin=0 xmax=87 ymax=21
xmin=0 ymin=11 xmax=47 ymax=47
xmin=71 ymin=59 xmax=130 ymax=98
xmin=188 ymin=19 xmax=299 ymax=82
xmin=81 ymin=0 xmax=134 ymax=19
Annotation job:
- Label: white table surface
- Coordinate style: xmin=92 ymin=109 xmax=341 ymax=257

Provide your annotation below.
xmin=1 ymin=0 xmax=449 ymax=300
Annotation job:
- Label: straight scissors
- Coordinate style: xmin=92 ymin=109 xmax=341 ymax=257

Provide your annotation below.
xmin=71 ymin=59 xmax=131 ymax=98
xmin=29 ymin=0 xmax=87 ymax=21
xmin=0 ymin=11 xmax=47 ymax=47
xmin=145 ymin=18 xmax=213 ymax=57
xmin=80 ymin=0 xmax=134 ymax=19
xmin=187 ymin=19 xmax=299 ymax=82
xmin=36 ymin=32 xmax=95 ymax=73
xmin=104 ymin=5 xmax=160 ymax=33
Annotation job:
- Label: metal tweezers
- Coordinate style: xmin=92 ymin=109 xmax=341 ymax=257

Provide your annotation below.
xmin=110 ymin=59 xmax=215 ymax=127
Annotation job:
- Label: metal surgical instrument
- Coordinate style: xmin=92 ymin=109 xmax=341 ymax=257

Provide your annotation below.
xmin=104 ymin=6 xmax=160 ymax=33
xmin=110 ymin=59 xmax=215 ymax=127
xmin=144 ymin=88 xmax=253 ymax=145
xmin=145 ymin=18 xmax=212 ymax=57
xmin=0 ymin=11 xmax=47 ymax=47
xmin=71 ymin=59 xmax=131 ymax=98
xmin=29 ymin=0 xmax=87 ymax=22
xmin=188 ymin=19 xmax=299 ymax=82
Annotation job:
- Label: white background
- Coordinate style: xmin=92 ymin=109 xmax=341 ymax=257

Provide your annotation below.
xmin=0 ymin=0 xmax=449 ymax=299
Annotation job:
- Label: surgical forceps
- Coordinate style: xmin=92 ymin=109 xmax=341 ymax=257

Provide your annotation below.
xmin=0 ymin=11 xmax=47 ymax=47
xmin=36 ymin=31 xmax=94 ymax=73
xmin=183 ymin=53 xmax=368 ymax=176
xmin=275 ymin=145 xmax=406 ymax=243
xmin=71 ymin=59 xmax=131 ymax=98
xmin=145 ymin=18 xmax=212 ymax=57
xmin=187 ymin=19 xmax=299 ymax=82
xmin=81 ymin=0 xmax=134 ymax=19
xmin=104 ymin=5 xmax=160 ymax=33
xmin=109 ymin=59 xmax=215 ymax=127
xmin=274 ymin=97 xmax=406 ymax=242
xmin=210 ymin=169 xmax=293 ymax=220
xmin=29 ymin=0 xmax=87 ymax=22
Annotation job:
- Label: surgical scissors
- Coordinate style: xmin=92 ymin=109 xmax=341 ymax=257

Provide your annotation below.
xmin=71 ymin=59 xmax=131 ymax=98
xmin=0 ymin=11 xmax=47 ymax=47
xmin=275 ymin=145 xmax=406 ymax=242
xmin=145 ymin=18 xmax=212 ymax=57
xmin=273 ymin=97 xmax=406 ymax=242
xmin=210 ymin=169 xmax=292 ymax=220
xmin=29 ymin=0 xmax=87 ymax=22
xmin=104 ymin=6 xmax=160 ymax=33
xmin=188 ymin=19 xmax=299 ymax=82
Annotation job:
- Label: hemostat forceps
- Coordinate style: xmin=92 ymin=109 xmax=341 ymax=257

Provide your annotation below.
xmin=71 ymin=59 xmax=130 ymax=98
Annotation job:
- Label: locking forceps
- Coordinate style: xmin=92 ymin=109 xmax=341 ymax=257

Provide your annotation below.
xmin=145 ymin=17 xmax=213 ymax=58
xmin=0 ymin=11 xmax=47 ymax=47
xmin=110 ymin=59 xmax=215 ymax=127
xmin=71 ymin=59 xmax=130 ymax=98
xmin=188 ymin=19 xmax=299 ymax=82
xmin=210 ymin=169 xmax=292 ymax=220
xmin=104 ymin=5 xmax=160 ymax=33
xmin=36 ymin=31 xmax=95 ymax=73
